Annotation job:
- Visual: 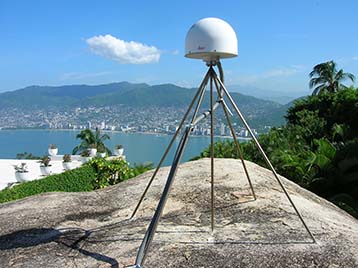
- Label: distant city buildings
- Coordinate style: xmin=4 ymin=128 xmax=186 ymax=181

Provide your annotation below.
xmin=220 ymin=123 xmax=226 ymax=136
xmin=0 ymin=105 xmax=266 ymax=138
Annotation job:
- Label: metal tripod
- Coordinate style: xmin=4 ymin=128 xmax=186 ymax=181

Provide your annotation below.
xmin=129 ymin=62 xmax=315 ymax=268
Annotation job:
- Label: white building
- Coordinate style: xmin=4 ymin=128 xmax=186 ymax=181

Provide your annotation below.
xmin=220 ymin=123 xmax=226 ymax=136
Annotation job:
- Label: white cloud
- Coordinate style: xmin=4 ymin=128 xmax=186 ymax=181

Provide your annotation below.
xmin=86 ymin=34 xmax=160 ymax=64
xmin=352 ymin=56 xmax=358 ymax=61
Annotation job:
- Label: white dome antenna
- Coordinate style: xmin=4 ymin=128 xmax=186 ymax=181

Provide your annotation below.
xmin=185 ymin=17 xmax=238 ymax=62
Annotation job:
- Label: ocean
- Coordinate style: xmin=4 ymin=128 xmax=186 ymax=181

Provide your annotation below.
xmin=0 ymin=129 xmax=232 ymax=166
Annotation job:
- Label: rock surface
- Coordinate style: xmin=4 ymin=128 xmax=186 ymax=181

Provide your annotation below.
xmin=0 ymin=158 xmax=357 ymax=268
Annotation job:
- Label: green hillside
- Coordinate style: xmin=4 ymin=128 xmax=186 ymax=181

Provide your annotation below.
xmin=0 ymin=82 xmax=289 ymax=127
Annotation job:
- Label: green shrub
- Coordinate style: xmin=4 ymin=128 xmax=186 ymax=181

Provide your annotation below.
xmin=89 ymin=158 xmax=154 ymax=189
xmin=131 ymin=162 xmax=154 ymax=177
xmin=0 ymin=165 xmax=96 ymax=204
xmin=89 ymin=157 xmax=132 ymax=189
xmin=0 ymin=157 xmax=155 ymax=204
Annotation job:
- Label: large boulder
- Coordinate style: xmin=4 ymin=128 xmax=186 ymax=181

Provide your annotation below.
xmin=0 ymin=158 xmax=357 ymax=267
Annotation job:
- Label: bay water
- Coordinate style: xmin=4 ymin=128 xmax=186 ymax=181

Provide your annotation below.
xmin=0 ymin=130 xmax=231 ymax=166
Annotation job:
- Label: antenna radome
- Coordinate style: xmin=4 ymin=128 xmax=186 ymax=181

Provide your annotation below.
xmin=185 ymin=17 xmax=238 ymax=62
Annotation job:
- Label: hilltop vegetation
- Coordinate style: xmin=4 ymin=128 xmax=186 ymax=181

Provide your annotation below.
xmin=196 ymin=62 xmax=358 ymax=218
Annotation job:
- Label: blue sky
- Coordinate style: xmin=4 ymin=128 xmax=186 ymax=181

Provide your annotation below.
xmin=0 ymin=0 xmax=357 ymax=94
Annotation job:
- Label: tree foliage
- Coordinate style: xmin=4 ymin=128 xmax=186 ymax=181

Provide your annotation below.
xmin=72 ymin=128 xmax=112 ymax=155
xmin=88 ymin=158 xmax=154 ymax=189
xmin=286 ymin=87 xmax=358 ymax=140
xmin=309 ymin=61 xmax=355 ymax=95
xmin=194 ymin=87 xmax=358 ymax=218
xmin=16 ymin=152 xmax=41 ymax=160
xmin=88 ymin=158 xmax=131 ymax=189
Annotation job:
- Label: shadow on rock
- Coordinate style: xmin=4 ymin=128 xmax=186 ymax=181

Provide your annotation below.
xmin=0 ymin=227 xmax=119 ymax=268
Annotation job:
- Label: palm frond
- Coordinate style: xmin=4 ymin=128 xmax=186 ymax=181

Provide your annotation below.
xmin=309 ymin=77 xmax=326 ymax=89
xmin=347 ymin=73 xmax=355 ymax=82
xmin=100 ymin=133 xmax=111 ymax=142
xmin=309 ymin=60 xmax=353 ymax=96
xmin=312 ymin=84 xmax=327 ymax=96
xmin=340 ymin=72 xmax=356 ymax=83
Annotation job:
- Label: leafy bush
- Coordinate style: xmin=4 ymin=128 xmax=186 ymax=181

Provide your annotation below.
xmin=0 ymin=158 xmax=155 ymax=204
xmin=89 ymin=158 xmax=154 ymax=189
xmin=0 ymin=165 xmax=97 ymax=204
xmin=63 ymin=154 xmax=71 ymax=162
xmin=89 ymin=158 xmax=132 ymax=189
xmin=132 ymin=162 xmax=154 ymax=177
xmin=39 ymin=155 xmax=51 ymax=167
xmin=286 ymin=88 xmax=358 ymax=140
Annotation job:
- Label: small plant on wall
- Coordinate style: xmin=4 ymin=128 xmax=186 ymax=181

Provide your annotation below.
xmin=39 ymin=155 xmax=52 ymax=176
xmin=48 ymin=144 xmax=58 ymax=156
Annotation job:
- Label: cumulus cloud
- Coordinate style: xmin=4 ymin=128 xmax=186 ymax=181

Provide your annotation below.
xmin=86 ymin=34 xmax=160 ymax=64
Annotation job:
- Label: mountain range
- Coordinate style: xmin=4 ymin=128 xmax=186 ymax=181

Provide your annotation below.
xmin=0 ymin=82 xmax=299 ymax=127
xmin=228 ymin=84 xmax=307 ymax=104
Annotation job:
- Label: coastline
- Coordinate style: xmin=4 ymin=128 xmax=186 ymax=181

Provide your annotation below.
xmin=0 ymin=129 xmax=252 ymax=168
xmin=0 ymin=128 xmax=252 ymax=140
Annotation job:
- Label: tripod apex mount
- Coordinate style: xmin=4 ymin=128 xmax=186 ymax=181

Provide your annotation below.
xmin=129 ymin=17 xmax=315 ymax=268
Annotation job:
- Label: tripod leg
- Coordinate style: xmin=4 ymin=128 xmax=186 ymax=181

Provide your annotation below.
xmin=191 ymin=76 xmax=208 ymax=122
xmin=213 ymin=73 xmax=315 ymax=243
xmin=130 ymin=70 xmax=211 ymax=219
xmin=134 ymin=126 xmax=193 ymax=267
xmin=210 ymin=75 xmax=215 ymax=233
xmin=213 ymin=77 xmax=256 ymax=200
xmin=133 ymin=69 xmax=221 ymax=266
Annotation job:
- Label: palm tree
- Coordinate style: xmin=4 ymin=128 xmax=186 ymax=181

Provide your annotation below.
xmin=72 ymin=128 xmax=112 ymax=155
xmin=309 ymin=61 xmax=355 ymax=95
